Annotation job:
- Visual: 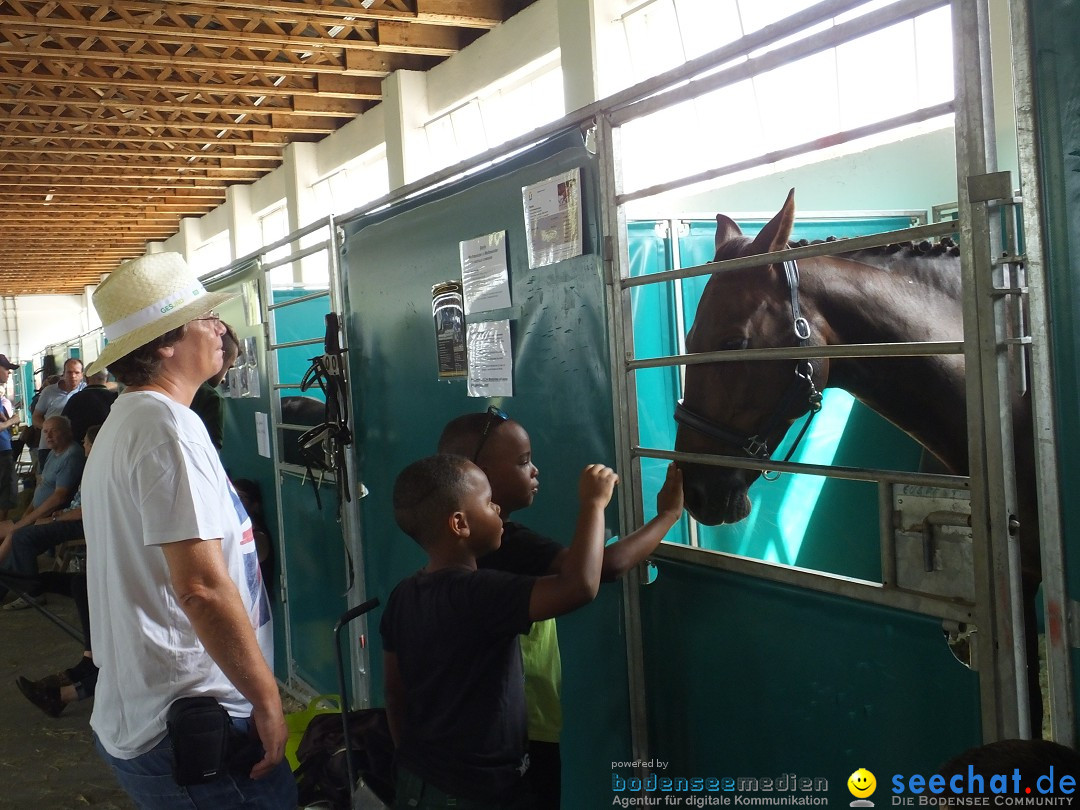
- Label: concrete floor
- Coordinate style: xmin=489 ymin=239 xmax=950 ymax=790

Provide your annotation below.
xmin=0 ymin=590 xmax=135 ymax=808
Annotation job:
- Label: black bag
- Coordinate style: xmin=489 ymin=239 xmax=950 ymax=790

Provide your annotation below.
xmin=293 ymin=708 xmax=395 ymax=809
xmin=166 ymin=697 xmax=230 ymax=785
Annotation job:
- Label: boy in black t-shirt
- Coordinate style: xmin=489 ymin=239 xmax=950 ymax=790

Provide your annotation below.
xmin=437 ymin=408 xmax=684 ymax=809
xmin=380 ymin=453 xmax=617 ymax=809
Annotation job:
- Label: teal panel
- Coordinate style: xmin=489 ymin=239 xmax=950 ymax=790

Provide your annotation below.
xmin=278 ymin=474 xmax=350 ymax=692
xmin=1032 ymin=0 xmax=1080 ymax=738
xmin=207 ymin=287 xmax=291 ymax=679
xmin=630 ymin=216 xmax=924 ymax=580
xmin=344 ymin=132 xmax=629 ymax=810
xmin=271 ymin=289 xmax=332 ymax=390
xmin=638 ymin=560 xmax=981 ymax=804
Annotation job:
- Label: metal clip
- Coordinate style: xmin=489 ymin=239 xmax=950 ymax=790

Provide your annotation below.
xmin=793 ymin=317 xmax=811 ymax=341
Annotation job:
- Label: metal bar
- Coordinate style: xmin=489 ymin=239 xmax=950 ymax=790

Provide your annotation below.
xmin=652 ymin=544 xmax=975 ymax=624
xmin=267 ymin=288 xmax=330 ymax=311
xmin=880 ymin=482 xmax=899 ymax=588
xmin=268 ymin=337 xmax=323 ymax=351
xmin=1010 ymin=0 xmax=1073 ymax=744
xmin=619 ymin=102 xmax=954 ymax=205
xmin=953 ymin=0 xmax=1026 ymax=739
xmin=596 ymin=114 xmax=654 ymax=769
xmin=621 ymin=220 xmax=959 ymax=288
xmin=629 ymin=341 xmax=964 ymax=371
xmin=271 ymin=383 xmax=305 ymax=391
xmin=260 ymin=240 xmax=331 ymax=274
xmin=635 ymin=446 xmax=970 ymax=490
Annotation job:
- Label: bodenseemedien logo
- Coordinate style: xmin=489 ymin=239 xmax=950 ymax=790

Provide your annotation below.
xmin=849 ymin=768 xmax=878 ymax=807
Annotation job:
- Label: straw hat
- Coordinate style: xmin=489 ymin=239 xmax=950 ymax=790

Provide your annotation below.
xmin=86 ymin=253 xmax=235 ymax=377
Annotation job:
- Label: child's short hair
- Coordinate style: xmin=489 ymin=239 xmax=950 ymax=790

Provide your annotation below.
xmin=437 ymin=412 xmax=491 ymax=458
xmin=393 ymin=454 xmax=474 ymax=542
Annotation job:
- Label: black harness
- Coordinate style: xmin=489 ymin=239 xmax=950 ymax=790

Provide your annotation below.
xmin=674 ymin=260 xmax=823 ymax=466
xmin=298 ymin=312 xmax=353 ymax=510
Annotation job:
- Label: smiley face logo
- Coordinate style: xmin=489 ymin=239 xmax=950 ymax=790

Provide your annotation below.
xmin=848 ymin=768 xmax=877 ymax=799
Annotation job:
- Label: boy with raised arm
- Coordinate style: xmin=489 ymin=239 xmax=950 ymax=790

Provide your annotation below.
xmin=381 ymin=453 xmax=617 ymax=809
xmin=438 ymin=407 xmax=684 ymax=808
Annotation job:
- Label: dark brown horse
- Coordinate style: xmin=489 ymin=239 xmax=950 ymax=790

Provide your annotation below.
xmin=673 ymin=188 xmax=1040 ymax=732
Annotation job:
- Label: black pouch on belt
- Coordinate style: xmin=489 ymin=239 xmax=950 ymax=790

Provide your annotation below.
xmin=166 ymin=696 xmax=230 ymax=785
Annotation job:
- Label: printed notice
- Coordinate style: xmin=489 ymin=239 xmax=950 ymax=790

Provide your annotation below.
xmin=466 ymin=319 xmax=513 ymax=398
xmin=522 ymin=167 xmax=583 ymax=268
xmin=254 ymin=411 xmax=271 ymax=458
xmin=432 ymin=281 xmax=468 ymax=379
xmin=460 ymin=231 xmax=511 ymax=315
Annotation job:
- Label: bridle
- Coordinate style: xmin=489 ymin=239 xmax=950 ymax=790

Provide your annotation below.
xmin=674 ymin=259 xmax=823 ymax=466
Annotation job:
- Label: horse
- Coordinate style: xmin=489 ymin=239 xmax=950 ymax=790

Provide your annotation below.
xmin=672 ymin=188 xmax=1041 ymax=734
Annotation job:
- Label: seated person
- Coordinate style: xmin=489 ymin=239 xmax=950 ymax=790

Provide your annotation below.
xmin=16 ymin=571 xmax=97 ymax=717
xmin=0 ymin=419 xmax=90 ymax=608
xmin=382 ymin=454 xmax=617 ymax=808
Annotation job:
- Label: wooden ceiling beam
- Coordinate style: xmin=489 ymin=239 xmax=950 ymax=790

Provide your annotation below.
xmin=0 ymin=131 xmax=294 ymax=146
xmin=1 ymin=0 xmax=510 ymax=29
xmin=0 ymin=111 xmax=343 ymax=134
xmin=0 ymin=160 xmax=276 ymax=174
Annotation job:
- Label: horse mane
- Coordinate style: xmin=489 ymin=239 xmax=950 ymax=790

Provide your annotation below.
xmin=788 ymin=236 xmax=962 ymax=297
xmin=713 ymin=231 xmax=962 ymax=297
xmin=790 ymin=235 xmax=961 ymax=259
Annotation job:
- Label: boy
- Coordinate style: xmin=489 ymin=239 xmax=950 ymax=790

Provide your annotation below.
xmin=381 ymin=453 xmax=617 ymax=809
xmin=438 ymin=408 xmax=684 ymax=808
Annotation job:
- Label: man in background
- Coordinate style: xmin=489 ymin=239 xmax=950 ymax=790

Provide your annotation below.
xmin=32 ymin=358 xmax=84 ymax=468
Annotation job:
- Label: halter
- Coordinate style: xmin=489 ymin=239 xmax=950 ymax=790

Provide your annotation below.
xmin=674 ymin=260 xmax=823 ymax=466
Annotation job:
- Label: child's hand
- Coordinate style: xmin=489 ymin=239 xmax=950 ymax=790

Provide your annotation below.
xmin=579 ymin=463 xmax=618 ymax=508
xmin=656 ymin=463 xmax=685 ymax=518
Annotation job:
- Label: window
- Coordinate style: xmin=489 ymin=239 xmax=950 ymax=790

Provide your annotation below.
xmin=422 ymin=58 xmax=564 ymax=174
xmin=192 ymin=233 xmax=232 ymax=276
xmin=311 ymin=149 xmax=390 ymax=218
xmin=258 ymin=205 xmax=294 ymax=288
xmin=616 ymin=0 xmax=955 ymax=195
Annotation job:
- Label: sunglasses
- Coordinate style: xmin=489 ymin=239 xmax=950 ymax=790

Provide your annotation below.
xmin=194 ymin=310 xmax=221 ymax=323
xmin=473 ymin=406 xmax=509 ymax=462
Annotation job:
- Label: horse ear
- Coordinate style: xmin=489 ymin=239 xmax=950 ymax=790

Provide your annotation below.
xmin=714 ymin=214 xmax=744 ymax=252
xmin=748 ymin=188 xmax=796 ymax=257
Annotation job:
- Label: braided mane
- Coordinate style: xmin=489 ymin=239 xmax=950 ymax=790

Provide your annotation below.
xmin=789 ymin=235 xmax=961 ymax=258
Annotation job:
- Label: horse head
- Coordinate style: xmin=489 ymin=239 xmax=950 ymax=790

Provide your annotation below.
xmin=675 ymin=189 xmax=830 ymax=525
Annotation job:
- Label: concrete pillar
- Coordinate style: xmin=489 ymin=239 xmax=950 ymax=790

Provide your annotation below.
xmin=227 ymin=183 xmax=258 ymax=262
xmin=383 ymin=70 xmax=432 ymax=190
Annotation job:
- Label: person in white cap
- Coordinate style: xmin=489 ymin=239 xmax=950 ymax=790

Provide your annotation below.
xmin=81 ymin=252 xmax=295 ymax=808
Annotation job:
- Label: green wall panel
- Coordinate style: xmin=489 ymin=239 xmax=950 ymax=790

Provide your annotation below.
xmin=344 ymin=132 xmax=630 ymax=809
xmin=639 ymin=560 xmax=981 ymax=804
xmin=1032 ymin=0 xmax=1080 ymax=739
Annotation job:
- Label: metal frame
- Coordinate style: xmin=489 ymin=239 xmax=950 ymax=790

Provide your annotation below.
xmin=595 ymin=0 xmax=1047 ymax=746
xmin=247 ymin=217 xmax=374 ymax=706
xmin=1008 ymin=0 xmax=1072 ymax=744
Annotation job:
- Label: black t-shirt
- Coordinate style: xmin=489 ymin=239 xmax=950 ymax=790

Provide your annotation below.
xmin=478 ymin=521 xmax=563 ymax=577
xmin=60 ymin=385 xmax=118 ymax=443
xmin=381 ymin=566 xmax=535 ymax=802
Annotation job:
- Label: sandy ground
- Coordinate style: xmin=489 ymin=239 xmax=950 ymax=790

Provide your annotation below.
xmin=0 ymin=591 xmax=135 ymax=808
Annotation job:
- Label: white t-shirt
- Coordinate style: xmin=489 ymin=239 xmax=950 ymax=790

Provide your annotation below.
xmin=83 ymin=390 xmax=273 ymax=759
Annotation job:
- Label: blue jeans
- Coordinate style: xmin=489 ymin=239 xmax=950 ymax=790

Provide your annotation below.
xmin=95 ymin=717 xmax=297 ymax=809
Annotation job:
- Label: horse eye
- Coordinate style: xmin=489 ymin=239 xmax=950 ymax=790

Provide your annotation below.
xmin=722 ymin=337 xmax=749 ymax=351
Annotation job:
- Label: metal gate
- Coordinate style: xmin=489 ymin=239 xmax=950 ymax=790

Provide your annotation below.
xmin=594 ymin=0 xmax=1067 ymax=751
